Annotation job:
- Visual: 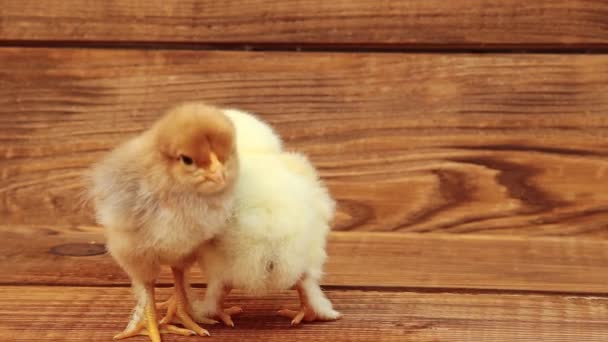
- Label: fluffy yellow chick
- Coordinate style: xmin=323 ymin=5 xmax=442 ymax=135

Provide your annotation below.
xmin=189 ymin=112 xmax=341 ymax=326
xmin=88 ymin=103 xmax=238 ymax=341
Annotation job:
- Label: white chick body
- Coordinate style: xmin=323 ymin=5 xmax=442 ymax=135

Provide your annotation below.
xmin=193 ymin=109 xmax=340 ymax=322
xmin=199 ymin=152 xmax=333 ymax=293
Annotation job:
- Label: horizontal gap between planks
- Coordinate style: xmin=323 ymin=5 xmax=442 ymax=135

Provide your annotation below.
xmin=3 ymin=282 xmax=607 ymax=298
xmin=1 ymin=40 xmax=608 ymax=54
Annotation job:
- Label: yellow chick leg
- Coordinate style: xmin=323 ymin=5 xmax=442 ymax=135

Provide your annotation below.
xmin=277 ymin=280 xmax=317 ymax=325
xmin=114 ymin=283 xmax=195 ymax=341
xmin=158 ymin=267 xmax=214 ymax=336
xmin=278 ymin=275 xmax=342 ymax=325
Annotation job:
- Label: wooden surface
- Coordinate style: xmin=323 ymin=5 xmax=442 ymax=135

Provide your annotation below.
xmin=1 ymin=1 xmax=608 ymax=47
xmin=2 ymin=286 xmax=608 ymax=342
xmin=1 ymin=48 xmax=608 ymax=236
xmin=3 ymin=226 xmax=608 ymax=293
xmin=2 ymin=1 xmax=608 ymax=341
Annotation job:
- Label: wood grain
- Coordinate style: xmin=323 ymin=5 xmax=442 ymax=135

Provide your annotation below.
xmin=1 ymin=1 xmax=608 ymax=47
xmin=3 ymin=225 xmax=608 ymax=293
xmin=1 ymin=286 xmax=607 ymax=341
xmin=1 ymin=48 xmax=608 ymax=236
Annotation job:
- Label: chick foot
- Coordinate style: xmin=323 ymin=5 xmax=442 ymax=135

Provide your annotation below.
xmin=278 ymin=276 xmax=342 ymax=325
xmin=158 ymin=267 xmax=215 ymax=336
xmin=192 ymin=282 xmax=243 ymax=327
xmin=159 ymin=295 xmax=218 ymax=328
xmin=114 ymin=319 xmax=196 ymax=341
xmin=156 ymin=297 xmax=243 ymax=328
xmin=209 ymin=306 xmax=243 ymax=327
xmin=278 ymin=307 xmax=317 ymax=325
xmin=114 ymin=285 xmax=195 ymax=342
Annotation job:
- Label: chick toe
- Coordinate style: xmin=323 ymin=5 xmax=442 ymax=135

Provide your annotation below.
xmin=158 ymin=294 xmax=213 ymax=336
xmin=215 ymin=306 xmax=243 ymax=327
xmin=277 ymin=307 xmax=316 ymax=325
xmin=278 ymin=277 xmax=341 ymax=325
xmin=162 ymin=267 xmax=217 ymax=335
xmin=114 ymin=290 xmax=196 ymax=342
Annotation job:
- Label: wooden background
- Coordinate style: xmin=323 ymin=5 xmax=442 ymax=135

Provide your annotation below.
xmin=1 ymin=1 xmax=608 ymax=341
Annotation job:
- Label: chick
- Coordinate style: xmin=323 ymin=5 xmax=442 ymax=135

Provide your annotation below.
xmin=191 ymin=131 xmax=341 ymax=326
xmin=88 ymin=103 xmax=238 ymax=341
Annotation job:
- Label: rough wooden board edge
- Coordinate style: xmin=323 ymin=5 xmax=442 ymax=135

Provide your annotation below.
xmin=1 ymin=1 xmax=608 ymax=46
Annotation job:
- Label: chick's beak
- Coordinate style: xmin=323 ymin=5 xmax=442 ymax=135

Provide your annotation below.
xmin=207 ymin=170 xmax=225 ymax=184
xmin=207 ymin=152 xmax=225 ymax=185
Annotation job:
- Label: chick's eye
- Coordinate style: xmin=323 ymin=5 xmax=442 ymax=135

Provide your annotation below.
xmin=179 ymin=155 xmax=193 ymax=166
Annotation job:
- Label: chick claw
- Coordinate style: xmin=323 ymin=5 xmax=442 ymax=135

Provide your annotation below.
xmin=114 ymin=298 xmax=196 ymax=342
xmin=278 ymin=307 xmax=317 ymax=325
xmin=114 ymin=321 xmax=196 ymax=341
xmin=157 ymin=296 xmax=219 ymax=325
xmin=158 ymin=296 xmax=216 ymax=336
xmin=213 ymin=306 xmax=243 ymax=327
xmin=278 ymin=305 xmax=342 ymax=325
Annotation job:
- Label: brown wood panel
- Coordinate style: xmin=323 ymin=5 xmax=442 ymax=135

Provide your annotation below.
xmin=1 ymin=286 xmax=607 ymax=341
xmin=1 ymin=48 xmax=608 ymax=236
xmin=1 ymin=1 xmax=607 ymax=47
xmin=3 ymin=226 xmax=608 ymax=293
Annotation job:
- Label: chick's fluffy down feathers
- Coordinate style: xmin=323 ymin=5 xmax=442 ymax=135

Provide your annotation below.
xmin=199 ymin=152 xmax=335 ymax=294
xmin=89 ymin=103 xmax=237 ymax=270
xmin=223 ymin=109 xmax=283 ymax=154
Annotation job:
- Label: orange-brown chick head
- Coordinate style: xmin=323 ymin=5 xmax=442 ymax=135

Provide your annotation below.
xmin=154 ymin=103 xmax=238 ymax=195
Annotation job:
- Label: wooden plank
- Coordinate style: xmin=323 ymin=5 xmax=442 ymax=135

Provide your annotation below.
xmin=1 ymin=1 xmax=608 ymax=47
xmin=1 ymin=48 xmax=608 ymax=236
xmin=1 ymin=286 xmax=607 ymax=341
xmin=2 ymin=226 xmax=608 ymax=293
